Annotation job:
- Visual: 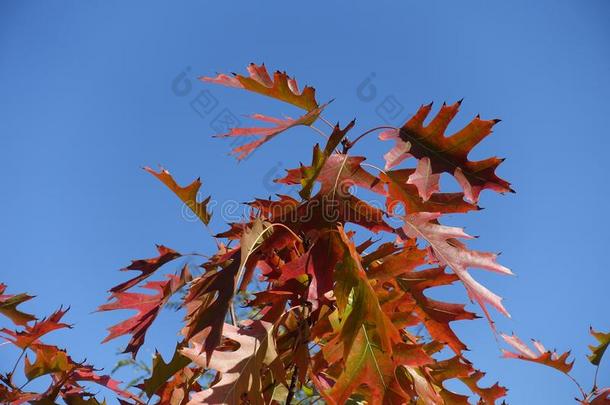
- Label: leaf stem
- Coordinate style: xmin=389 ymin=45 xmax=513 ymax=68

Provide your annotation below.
xmin=9 ymin=349 xmax=26 ymax=383
xmin=309 ymin=125 xmax=329 ymax=139
xmin=285 ymin=364 xmax=299 ymax=404
xmin=347 ymin=126 xmax=397 ymax=150
xmin=360 ymin=162 xmax=388 ymax=176
xmin=566 ymin=372 xmax=587 ymax=400
xmin=318 ymin=115 xmax=335 ymax=129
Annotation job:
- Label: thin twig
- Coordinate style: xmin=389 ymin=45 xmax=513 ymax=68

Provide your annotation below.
xmin=318 ymin=115 xmax=335 ymax=129
xmin=309 ymin=125 xmax=329 ymax=139
xmin=593 ymin=364 xmax=600 ymax=390
xmin=9 ymin=349 xmax=26 ymax=382
xmin=566 ymin=372 xmax=587 ymax=400
xmin=360 ymin=162 xmax=388 ymax=176
xmin=347 ymin=126 xmax=397 ymax=150
xmin=285 ymin=364 xmax=299 ymax=404
xmin=229 ymin=305 xmax=238 ymax=327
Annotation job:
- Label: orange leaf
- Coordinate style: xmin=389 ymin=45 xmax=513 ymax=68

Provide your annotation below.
xmin=145 ymin=167 xmax=212 ymax=225
xmin=501 ymin=333 xmax=574 ymax=374
xmin=0 ymin=284 xmax=36 ymax=326
xmin=2 ymin=307 xmax=71 ymax=349
xmin=202 ymin=63 xmax=319 ymax=113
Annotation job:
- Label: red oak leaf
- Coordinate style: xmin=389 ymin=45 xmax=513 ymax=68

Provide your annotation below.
xmin=407 ymin=157 xmax=440 ymax=201
xmin=201 ymin=63 xmax=319 ymax=113
xmin=334 ymin=227 xmax=401 ymax=357
xmin=110 ymin=245 xmax=181 ymax=294
xmin=381 ymin=168 xmax=478 ymax=214
xmin=21 ymin=343 xmax=140 ymax=403
xmin=380 ymin=101 xmax=513 ymax=202
xmin=323 ymin=327 xmax=401 ymax=405
xmin=0 ymin=283 xmax=36 ymax=326
xmin=379 ymin=128 xmax=412 ymax=169
xmin=99 ymin=267 xmax=191 ymax=357
xmin=215 ymin=105 xmax=325 ymax=160
xmin=396 ymin=267 xmax=478 ymax=354
xmin=2 ymin=307 xmax=71 ymax=349
xmin=182 ymin=250 xmax=240 ymax=360
xmin=276 ymin=153 xmax=386 ymax=197
xmin=298 ymin=121 xmax=354 ymax=199
xmin=400 ymin=212 xmax=513 ymax=325
xmin=501 ymin=333 xmax=574 ymax=374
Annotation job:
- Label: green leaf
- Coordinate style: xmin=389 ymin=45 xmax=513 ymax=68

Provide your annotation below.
xmin=326 ymin=326 xmax=391 ymax=405
xmin=300 ymin=121 xmax=354 ymax=199
xmin=333 ymin=228 xmax=400 ymax=358
xmin=24 ymin=347 xmax=70 ymax=381
xmin=0 ymin=284 xmax=36 ymax=326
xmin=141 ymin=344 xmax=191 ymax=397
xmin=588 ymin=327 xmax=610 ymax=366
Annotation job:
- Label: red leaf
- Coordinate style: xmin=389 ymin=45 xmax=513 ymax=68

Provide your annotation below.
xmin=334 ymin=227 xmax=401 ymax=356
xmin=99 ymin=267 xmax=191 ymax=357
xmin=183 ymin=250 xmax=240 ymax=360
xmin=380 ymin=101 xmax=513 ymax=202
xmin=396 ymin=267 xmax=477 ymax=354
xmin=277 ymin=153 xmax=386 ymax=197
xmin=2 ymin=307 xmax=71 ymax=349
xmin=400 ymin=212 xmax=513 ymax=325
xmin=406 ymin=157 xmax=440 ymax=201
xmin=215 ymin=105 xmax=326 ymax=160
xmin=110 ymin=245 xmax=181 ymax=294
xmin=501 ymin=333 xmax=574 ymax=374
xmin=381 ymin=169 xmax=478 ymax=214
xmin=202 ymin=63 xmax=319 ymax=113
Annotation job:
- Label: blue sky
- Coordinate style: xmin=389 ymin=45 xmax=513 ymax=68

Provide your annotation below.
xmin=1 ymin=1 xmax=609 ymax=403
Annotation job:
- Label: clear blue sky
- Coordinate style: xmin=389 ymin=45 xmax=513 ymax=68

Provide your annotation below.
xmin=1 ymin=1 xmax=609 ymax=403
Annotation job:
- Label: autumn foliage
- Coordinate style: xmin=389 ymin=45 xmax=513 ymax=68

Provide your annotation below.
xmin=1 ymin=64 xmax=608 ymax=404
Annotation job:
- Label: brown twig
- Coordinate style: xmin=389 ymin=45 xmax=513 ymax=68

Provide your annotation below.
xmin=285 ymin=364 xmax=299 ymax=404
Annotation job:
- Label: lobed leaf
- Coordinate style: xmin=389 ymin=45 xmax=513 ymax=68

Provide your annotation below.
xmin=182 ymin=320 xmax=282 ymax=404
xmin=202 ymin=63 xmax=319 ymax=114
xmin=400 ymin=212 xmax=513 ymax=326
xmin=588 ymin=328 xmax=610 ymax=367
xmin=145 ymin=167 xmax=212 ymax=225
xmin=140 ymin=344 xmax=191 ymax=398
xmin=98 ymin=267 xmax=191 ymax=357
xmin=379 ymin=101 xmax=512 ymax=203
xmin=501 ymin=333 xmax=574 ymax=374
xmin=0 ymin=283 xmax=36 ymax=326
